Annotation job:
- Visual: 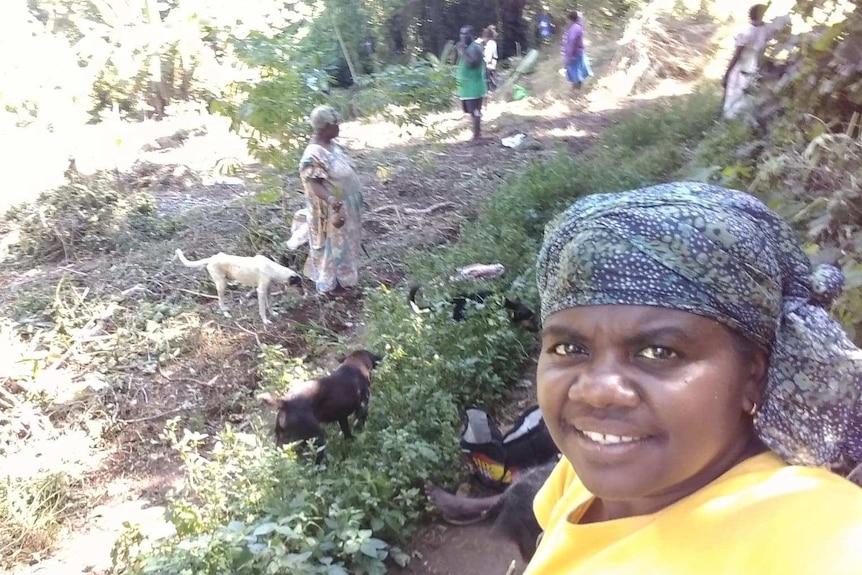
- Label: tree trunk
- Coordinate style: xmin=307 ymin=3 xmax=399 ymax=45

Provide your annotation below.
xmin=498 ymin=0 xmax=527 ymax=59
xmin=144 ymin=0 xmax=167 ymax=118
xmin=330 ymin=3 xmax=359 ymax=83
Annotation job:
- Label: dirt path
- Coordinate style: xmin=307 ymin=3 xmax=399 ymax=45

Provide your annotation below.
xmin=2 ymin=91 xmax=623 ymax=575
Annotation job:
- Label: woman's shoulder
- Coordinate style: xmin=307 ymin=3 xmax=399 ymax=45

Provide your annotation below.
xmin=706 ymin=452 xmax=862 ymax=499
xmin=302 ymin=142 xmax=331 ymax=157
xmin=751 ymin=463 xmax=862 ymax=509
xmin=693 ymin=456 xmax=862 ymax=534
xmin=741 ymin=467 xmax=862 ymax=571
xmin=666 ymin=458 xmax=862 ymax=571
xmin=734 ymin=23 xmax=756 ymax=46
xmin=301 ymin=143 xmax=335 ymax=167
xmin=533 ymin=458 xmax=590 ymax=528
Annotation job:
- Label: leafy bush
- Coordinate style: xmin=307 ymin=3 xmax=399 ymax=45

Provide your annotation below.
xmin=214 ymin=62 xmax=328 ymax=171
xmin=749 ymin=132 xmax=862 ymax=342
xmin=350 ymin=60 xmax=457 ymax=128
xmin=689 ymin=120 xmax=756 ymax=186
xmin=685 ymin=6 xmax=862 ymax=344
xmin=2 ymin=173 xmax=176 ymax=261
xmin=114 ymin=302 xmax=529 ymax=574
xmin=216 ymin=53 xmax=458 ymax=171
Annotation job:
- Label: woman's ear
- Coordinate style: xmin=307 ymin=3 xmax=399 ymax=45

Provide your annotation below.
xmin=743 ymin=347 xmax=769 ymax=413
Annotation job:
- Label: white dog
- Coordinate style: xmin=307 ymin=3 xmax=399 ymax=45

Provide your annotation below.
xmin=175 ymin=249 xmax=303 ymax=324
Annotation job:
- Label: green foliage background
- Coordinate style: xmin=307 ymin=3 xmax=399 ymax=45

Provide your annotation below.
xmin=693 ymin=0 xmax=862 ymax=342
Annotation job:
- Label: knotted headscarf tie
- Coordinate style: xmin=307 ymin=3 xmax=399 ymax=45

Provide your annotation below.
xmin=537 ymin=182 xmax=862 ymax=476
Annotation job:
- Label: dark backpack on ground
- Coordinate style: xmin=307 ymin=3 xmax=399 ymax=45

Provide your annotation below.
xmin=459 ymin=405 xmax=559 ymax=490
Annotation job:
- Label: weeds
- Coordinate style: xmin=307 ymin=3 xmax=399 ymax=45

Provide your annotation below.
xmin=0 ymin=471 xmax=82 ymax=567
xmin=688 ymin=98 xmax=862 ymax=343
xmin=1 ymin=280 xmax=203 ymax=565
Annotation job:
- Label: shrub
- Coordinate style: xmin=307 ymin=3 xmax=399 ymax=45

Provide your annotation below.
xmin=2 ymin=173 xmax=178 ymax=262
xmin=216 ymin=44 xmax=458 ymax=171
xmin=407 ymin=85 xmax=723 ymax=287
xmin=349 ymin=60 xmax=457 ymax=129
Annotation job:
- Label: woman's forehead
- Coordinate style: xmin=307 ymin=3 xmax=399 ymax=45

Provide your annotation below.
xmin=543 ymin=304 xmax=732 ymax=337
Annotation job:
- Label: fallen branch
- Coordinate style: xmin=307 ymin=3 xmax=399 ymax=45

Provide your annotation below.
xmin=232 ymin=320 xmax=262 ymax=347
xmin=157 ymin=367 xmax=221 ymax=389
xmin=57 ymin=266 xmax=88 ymax=276
xmin=117 ymin=406 xmax=185 ymax=424
xmin=179 ymin=288 xmax=219 ymax=300
xmin=115 ymin=284 xmax=149 ymax=301
xmin=47 ymin=303 xmax=119 ymax=371
xmin=371 ymin=201 xmax=456 ymax=216
xmin=0 ymin=384 xmax=20 ymax=409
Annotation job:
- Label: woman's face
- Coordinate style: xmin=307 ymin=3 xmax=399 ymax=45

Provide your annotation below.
xmin=537 ymin=305 xmax=764 ymax=515
xmin=323 ymin=122 xmax=340 ymax=140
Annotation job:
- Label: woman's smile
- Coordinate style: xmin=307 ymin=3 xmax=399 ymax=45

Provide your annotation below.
xmin=565 ymin=417 xmax=660 ymax=462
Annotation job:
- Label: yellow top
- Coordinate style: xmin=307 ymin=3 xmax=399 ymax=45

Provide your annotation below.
xmin=525 ymin=452 xmax=862 ymax=575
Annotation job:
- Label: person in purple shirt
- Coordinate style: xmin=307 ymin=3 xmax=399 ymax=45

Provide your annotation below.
xmin=561 ymin=11 xmax=593 ymax=90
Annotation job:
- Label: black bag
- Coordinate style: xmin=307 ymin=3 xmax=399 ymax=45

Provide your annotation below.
xmin=459 ymin=405 xmax=559 ymax=489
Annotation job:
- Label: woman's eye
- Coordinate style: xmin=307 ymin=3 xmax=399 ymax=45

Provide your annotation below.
xmin=550 ymin=343 xmax=587 ymax=356
xmin=637 ymin=346 xmax=678 ymax=360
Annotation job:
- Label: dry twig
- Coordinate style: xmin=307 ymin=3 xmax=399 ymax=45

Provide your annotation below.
xmin=371 ymin=201 xmax=456 ymax=216
xmin=232 ymin=320 xmax=262 ymax=347
xmin=117 ymin=407 xmax=185 ymax=424
xmin=178 ymin=288 xmax=219 ymax=300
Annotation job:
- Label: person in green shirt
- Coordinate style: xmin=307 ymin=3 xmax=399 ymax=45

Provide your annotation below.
xmin=456 ymin=25 xmax=488 ymax=142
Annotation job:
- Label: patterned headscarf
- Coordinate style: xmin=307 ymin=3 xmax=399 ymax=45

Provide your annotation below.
xmin=309 ymin=105 xmax=342 ymax=134
xmin=537 ymin=182 xmax=862 ymax=477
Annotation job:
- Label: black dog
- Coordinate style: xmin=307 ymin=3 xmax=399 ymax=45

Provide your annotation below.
xmin=490 ymin=460 xmax=556 ymax=561
xmin=408 ymin=284 xmax=537 ymax=330
xmin=259 ymin=350 xmax=383 ymax=461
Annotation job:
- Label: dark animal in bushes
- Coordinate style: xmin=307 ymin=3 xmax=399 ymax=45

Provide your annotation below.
xmin=408 ymin=284 xmax=538 ymax=330
xmin=425 ymin=459 xmax=556 ymax=561
xmin=259 ymin=350 xmax=384 ymax=461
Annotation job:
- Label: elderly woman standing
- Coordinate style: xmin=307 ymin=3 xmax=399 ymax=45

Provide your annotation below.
xmin=299 ymin=106 xmax=363 ymax=296
xmin=522 ymin=182 xmax=862 ymax=573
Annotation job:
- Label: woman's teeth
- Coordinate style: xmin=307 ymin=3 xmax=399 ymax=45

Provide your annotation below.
xmin=580 ymin=430 xmax=644 ymax=445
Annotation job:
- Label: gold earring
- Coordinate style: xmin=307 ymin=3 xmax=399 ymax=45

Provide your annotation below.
xmin=747 ymin=402 xmax=758 ymax=417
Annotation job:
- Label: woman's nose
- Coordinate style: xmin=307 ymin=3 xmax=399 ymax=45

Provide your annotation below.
xmin=567 ymin=356 xmax=639 ymax=408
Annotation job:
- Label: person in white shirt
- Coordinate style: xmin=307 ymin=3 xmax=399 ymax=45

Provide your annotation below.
xmin=722 ymin=4 xmax=790 ymax=119
xmin=482 ymin=26 xmax=499 ymax=93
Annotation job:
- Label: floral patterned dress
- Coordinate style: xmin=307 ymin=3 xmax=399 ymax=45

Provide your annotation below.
xmin=298 ymin=143 xmax=363 ymax=293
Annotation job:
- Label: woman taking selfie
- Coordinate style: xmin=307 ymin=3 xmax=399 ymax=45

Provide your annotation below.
xmin=526 ymin=182 xmax=862 ymax=574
